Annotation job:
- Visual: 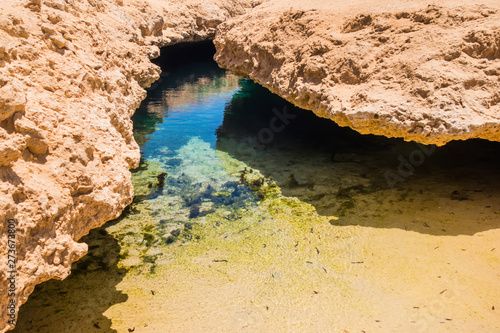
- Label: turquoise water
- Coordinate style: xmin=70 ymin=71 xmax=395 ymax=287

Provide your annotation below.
xmin=13 ymin=43 xmax=500 ymax=332
xmin=128 ymin=50 xmax=259 ymax=219
xmin=133 ymin=64 xmax=234 ymax=154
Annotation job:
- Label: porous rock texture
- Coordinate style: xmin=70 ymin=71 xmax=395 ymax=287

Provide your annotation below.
xmin=0 ymin=0 xmax=254 ymax=331
xmin=215 ymin=0 xmax=500 ymax=145
xmin=2 ymin=0 xmax=500 ymax=331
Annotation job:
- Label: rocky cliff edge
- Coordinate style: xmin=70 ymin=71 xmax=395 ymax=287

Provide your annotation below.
xmin=2 ymin=0 xmax=500 ymax=331
xmin=215 ymin=0 xmax=500 ymax=145
xmin=0 ymin=0 xmax=253 ymax=331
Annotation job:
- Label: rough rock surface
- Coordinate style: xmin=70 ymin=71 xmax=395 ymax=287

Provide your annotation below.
xmin=0 ymin=0 xmax=253 ymax=331
xmin=2 ymin=0 xmax=500 ymax=331
xmin=215 ymin=0 xmax=500 ymax=145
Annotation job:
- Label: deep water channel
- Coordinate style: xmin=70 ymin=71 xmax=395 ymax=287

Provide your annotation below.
xmin=14 ymin=43 xmax=500 ymax=332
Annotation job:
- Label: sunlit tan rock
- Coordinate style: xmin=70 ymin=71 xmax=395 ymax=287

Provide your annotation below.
xmin=215 ymin=0 xmax=500 ymax=145
xmin=0 ymin=0 xmax=253 ymax=331
xmin=2 ymin=0 xmax=500 ymax=331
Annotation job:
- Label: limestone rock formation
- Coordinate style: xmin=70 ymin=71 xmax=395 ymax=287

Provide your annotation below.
xmin=215 ymin=0 xmax=500 ymax=145
xmin=2 ymin=0 xmax=500 ymax=331
xmin=0 ymin=0 xmax=253 ymax=331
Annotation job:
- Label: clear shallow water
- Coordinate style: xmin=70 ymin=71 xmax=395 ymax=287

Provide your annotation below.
xmin=14 ymin=43 xmax=500 ymax=332
xmin=133 ymin=67 xmax=237 ymax=154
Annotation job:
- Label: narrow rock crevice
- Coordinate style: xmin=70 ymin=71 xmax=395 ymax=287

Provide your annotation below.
xmin=0 ymin=1 xmax=254 ymax=331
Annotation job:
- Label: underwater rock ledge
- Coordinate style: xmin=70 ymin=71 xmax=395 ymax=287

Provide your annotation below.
xmin=214 ymin=0 xmax=500 ymax=146
xmin=0 ymin=0 xmax=253 ymax=331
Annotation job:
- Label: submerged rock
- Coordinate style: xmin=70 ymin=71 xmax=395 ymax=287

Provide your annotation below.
xmin=156 ymin=172 xmax=168 ymax=189
xmin=189 ymin=205 xmax=201 ymax=219
xmin=450 ymin=190 xmax=470 ymax=201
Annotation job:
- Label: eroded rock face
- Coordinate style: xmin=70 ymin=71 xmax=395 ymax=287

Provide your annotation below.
xmin=215 ymin=0 xmax=500 ymax=145
xmin=0 ymin=0 xmax=253 ymax=331
xmin=2 ymin=0 xmax=499 ymax=330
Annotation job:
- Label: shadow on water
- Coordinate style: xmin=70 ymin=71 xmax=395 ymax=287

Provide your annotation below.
xmin=216 ymin=79 xmax=500 ymax=236
xmin=13 ymin=227 xmax=127 ymax=333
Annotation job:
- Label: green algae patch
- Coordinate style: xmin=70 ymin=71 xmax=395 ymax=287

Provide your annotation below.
xmin=109 ymin=145 xmax=341 ymax=287
xmin=131 ymin=158 xmax=168 ymax=198
xmin=114 ymin=197 xmax=348 ymax=300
